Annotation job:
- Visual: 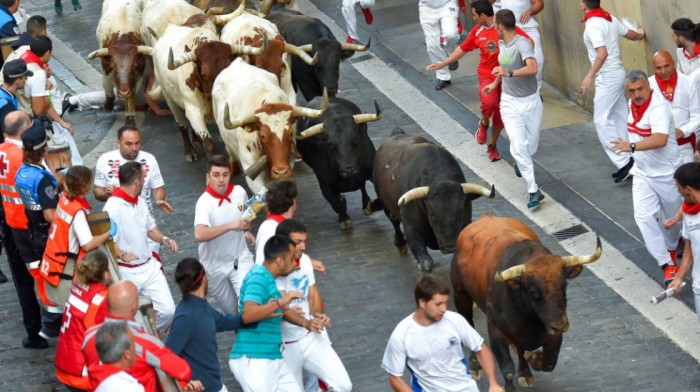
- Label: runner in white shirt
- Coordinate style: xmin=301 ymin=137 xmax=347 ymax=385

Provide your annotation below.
xmin=499 ymin=0 xmax=543 ymax=90
xmin=94 ymin=126 xmax=172 ymax=255
xmin=580 ymin=0 xmax=645 ymax=183
xmin=648 ymin=50 xmax=700 ymax=164
xmin=671 ymin=18 xmax=700 ymax=76
xmin=103 ymin=161 xmax=177 ymax=334
xmin=93 ymin=321 xmax=145 ymax=392
xmin=382 ymin=274 xmax=503 ymax=392
xmin=194 ymin=154 xmax=255 ymax=314
xmin=275 ymin=219 xmax=351 ymax=392
xmin=670 ymin=162 xmax=700 ymax=322
xmin=611 ymin=70 xmax=683 ymax=288
xmin=255 ymin=179 xmax=298 ymax=265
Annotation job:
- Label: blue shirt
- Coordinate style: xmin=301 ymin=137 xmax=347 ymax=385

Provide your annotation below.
xmin=165 ymin=295 xmax=244 ymax=392
xmin=230 ymin=264 xmax=283 ymax=359
xmin=0 ymin=4 xmax=18 ymax=39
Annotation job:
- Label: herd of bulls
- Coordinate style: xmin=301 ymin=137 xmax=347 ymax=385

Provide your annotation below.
xmin=89 ymin=1 xmax=604 ymax=389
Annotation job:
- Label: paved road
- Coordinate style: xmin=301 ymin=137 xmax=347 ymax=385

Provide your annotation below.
xmin=0 ymin=0 xmax=698 ymax=391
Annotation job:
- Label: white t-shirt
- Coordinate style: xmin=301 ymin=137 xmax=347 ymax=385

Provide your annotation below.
xmin=583 ymin=15 xmax=628 ymax=73
xmin=277 ymin=253 xmax=315 ymax=342
xmin=255 ymin=218 xmax=280 ymax=265
xmin=382 ymin=310 xmax=484 ymax=392
xmin=682 ymin=212 xmax=700 ymax=290
xmin=648 ymin=72 xmax=700 ymax=139
xmin=19 ymin=62 xmax=47 ymax=116
xmin=676 ymin=47 xmax=700 ymax=77
xmin=500 ymin=0 xmax=538 ymax=29
xmin=94 ymin=150 xmax=165 ymax=216
xmin=69 ymin=209 xmax=95 ymax=254
xmin=103 ymin=196 xmax=156 ymax=265
xmin=94 ymin=370 xmax=145 ymax=392
xmin=194 ymin=186 xmax=253 ymax=270
xmin=491 ymin=0 xmax=501 ymax=14
xmin=628 ymin=91 xmax=680 ymax=178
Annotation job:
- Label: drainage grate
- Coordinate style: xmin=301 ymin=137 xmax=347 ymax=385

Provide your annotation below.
xmin=552 ymin=224 xmax=589 ymax=241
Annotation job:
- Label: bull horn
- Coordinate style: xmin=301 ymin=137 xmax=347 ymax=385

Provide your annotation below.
xmin=223 ymin=103 xmax=257 ymax=130
xmin=87 ymin=48 xmax=109 ymax=60
xmin=398 ymin=186 xmax=429 ymax=205
xmin=297 ymin=123 xmax=323 ymax=140
xmin=168 ymin=47 xmax=197 ymax=70
xmin=561 ymin=235 xmax=602 ymax=267
xmin=494 ymin=264 xmax=527 ymax=282
xmin=340 ymin=38 xmax=369 ymax=52
xmin=147 ymin=26 xmax=158 ymax=40
xmin=231 ymin=31 xmax=268 ymax=56
xmin=284 ymin=43 xmax=318 ymax=65
xmin=212 ymin=0 xmax=245 ymax=23
xmin=298 ymin=44 xmax=313 ymax=52
xmin=353 ymin=100 xmax=382 ymax=124
xmin=136 ymin=46 xmax=153 ymax=56
xmin=244 ymin=155 xmax=268 ymax=180
xmin=461 ymin=183 xmax=495 ymax=198
xmin=260 ymin=0 xmax=275 ymax=14
xmin=245 ymin=8 xmax=267 ymax=17
xmin=205 ymin=6 xmax=226 ymax=15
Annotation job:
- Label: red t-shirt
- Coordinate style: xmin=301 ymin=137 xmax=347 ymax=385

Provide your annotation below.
xmin=460 ymin=24 xmax=532 ymax=78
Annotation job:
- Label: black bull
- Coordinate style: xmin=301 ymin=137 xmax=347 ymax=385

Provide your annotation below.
xmin=372 ymin=130 xmax=495 ymax=272
xmin=266 ymin=5 xmax=368 ymax=101
xmin=295 ymin=97 xmax=381 ymax=229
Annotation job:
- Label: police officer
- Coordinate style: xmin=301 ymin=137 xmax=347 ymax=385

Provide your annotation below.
xmin=14 ymin=120 xmax=62 ymax=338
xmin=0 ymin=59 xmax=30 ymax=135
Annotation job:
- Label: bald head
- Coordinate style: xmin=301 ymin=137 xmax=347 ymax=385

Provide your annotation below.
xmin=3 ymin=111 xmax=31 ymax=139
xmin=107 ymin=281 xmax=139 ymax=319
xmin=652 ymin=50 xmax=676 ymax=80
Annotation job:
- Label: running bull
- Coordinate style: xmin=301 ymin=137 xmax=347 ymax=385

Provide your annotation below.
xmin=373 ymin=130 xmax=495 ymax=272
xmin=450 ymin=214 xmax=602 ymax=392
xmin=296 ymin=97 xmax=382 ymax=229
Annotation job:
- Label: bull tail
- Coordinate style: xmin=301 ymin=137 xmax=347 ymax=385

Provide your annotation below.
xmin=391 ymin=127 xmax=405 ymax=136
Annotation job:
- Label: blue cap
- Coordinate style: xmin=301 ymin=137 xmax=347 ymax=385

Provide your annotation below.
xmin=21 ymin=120 xmax=48 ymax=151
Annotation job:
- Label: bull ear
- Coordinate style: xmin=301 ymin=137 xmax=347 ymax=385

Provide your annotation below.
xmin=565 ymin=265 xmax=583 ymax=279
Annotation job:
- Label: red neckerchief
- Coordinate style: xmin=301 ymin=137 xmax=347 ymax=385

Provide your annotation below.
xmin=294 ymin=258 xmax=300 ymax=271
xmin=683 ymin=42 xmax=700 ymax=60
xmin=111 ymin=187 xmax=138 ymax=205
xmin=581 ymin=8 xmax=612 ymax=23
xmin=205 ymin=184 xmax=234 ymax=206
xmin=75 ymin=196 xmax=92 ymax=210
xmin=655 ymin=71 xmax=678 ymax=102
xmin=631 ymin=90 xmax=653 ymax=126
xmin=19 ymin=50 xmax=44 ymax=68
xmin=683 ymin=201 xmax=700 ymax=215
xmin=266 ymin=214 xmax=286 ymax=223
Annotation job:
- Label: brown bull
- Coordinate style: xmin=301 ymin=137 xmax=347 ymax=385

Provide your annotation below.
xmin=450 ymin=214 xmax=601 ymax=392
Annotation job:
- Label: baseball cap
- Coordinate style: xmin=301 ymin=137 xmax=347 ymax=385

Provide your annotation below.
xmin=3 ymin=59 xmax=33 ymax=80
xmin=21 ymin=120 xmax=49 ymax=151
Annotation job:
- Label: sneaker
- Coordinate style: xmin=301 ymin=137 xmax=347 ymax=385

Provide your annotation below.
xmin=476 ymin=120 xmax=488 ymax=144
xmin=55 ymin=0 xmax=62 ymax=14
xmin=435 ymin=79 xmax=451 ymax=90
xmin=346 ymin=35 xmax=354 ymax=44
xmin=361 ymin=7 xmax=373 ymax=25
xmin=62 ymin=94 xmax=78 ymax=115
xmin=527 ymin=189 xmax=544 ymax=208
xmin=614 ymin=157 xmax=634 ymax=183
xmin=71 ymin=0 xmax=81 ymax=11
xmin=22 ymin=335 xmax=48 ymax=349
xmin=448 ymin=61 xmax=459 ymax=71
xmin=458 ymin=21 xmax=463 ymax=34
xmin=668 ymin=249 xmax=678 ymax=265
xmin=514 ymin=164 xmax=522 ymax=177
xmin=0 ymin=269 xmax=7 ymax=283
xmin=663 ymin=263 xmax=679 ymax=287
xmin=39 ymin=329 xmax=59 ymax=340
xmin=487 ymin=144 xmax=501 ymax=161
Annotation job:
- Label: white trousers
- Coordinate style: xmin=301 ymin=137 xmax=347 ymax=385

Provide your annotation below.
xmin=679 ymin=143 xmax=696 ymax=164
xmin=693 ymin=283 xmax=700 ymax=322
xmin=206 ymin=256 xmax=253 ymax=314
xmin=70 ymin=91 xmax=106 ymax=111
xmin=501 ymin=92 xmax=543 ymax=193
xmin=521 ymin=26 xmax=544 ymax=91
xmin=119 ymin=259 xmax=175 ymax=333
xmin=419 ymin=0 xmax=459 ymax=81
xmin=593 ymin=67 xmax=631 ymax=169
xmin=342 ymin=0 xmax=375 ymax=41
xmin=229 ymin=356 xmax=302 ymax=392
xmin=51 ymin=123 xmax=83 ymax=166
xmin=632 ymin=174 xmax=682 ymax=267
xmin=282 ymin=331 xmax=352 ymax=392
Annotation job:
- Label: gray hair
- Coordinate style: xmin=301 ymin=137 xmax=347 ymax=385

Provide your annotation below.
xmin=626 ymin=69 xmax=648 ymax=83
xmin=95 ymin=321 xmax=131 ymax=364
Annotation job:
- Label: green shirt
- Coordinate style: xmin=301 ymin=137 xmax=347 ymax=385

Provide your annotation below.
xmin=230 ymin=264 xmax=283 ymax=359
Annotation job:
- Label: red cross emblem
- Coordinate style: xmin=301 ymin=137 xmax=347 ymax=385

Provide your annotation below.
xmin=0 ymin=152 xmax=8 ymax=179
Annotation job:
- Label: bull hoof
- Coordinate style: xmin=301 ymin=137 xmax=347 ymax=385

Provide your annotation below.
xmin=362 ymin=199 xmax=377 ymax=216
xmin=339 ymin=219 xmax=352 ymax=230
xmin=523 ymin=350 xmax=542 ymax=362
xmin=185 ymin=151 xmax=200 ymax=163
xmin=417 ymin=259 xmax=433 ymax=273
xmin=395 ymin=244 xmax=408 ymax=255
xmin=518 ymin=376 xmax=535 ymax=387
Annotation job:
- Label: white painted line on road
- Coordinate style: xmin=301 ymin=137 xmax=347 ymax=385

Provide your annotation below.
xmin=299 ymin=0 xmax=700 ymax=363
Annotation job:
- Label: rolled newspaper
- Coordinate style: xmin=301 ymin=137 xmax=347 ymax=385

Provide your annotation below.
xmin=650 ymin=282 xmax=686 ymax=305
xmin=621 ymin=17 xmax=639 ymax=32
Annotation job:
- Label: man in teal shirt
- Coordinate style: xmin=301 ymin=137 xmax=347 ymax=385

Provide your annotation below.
xmin=229 ymin=234 xmax=305 ymax=392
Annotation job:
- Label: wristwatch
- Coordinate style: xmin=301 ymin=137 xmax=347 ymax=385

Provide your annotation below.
xmin=508 ymin=69 xmax=514 ymax=78
xmin=630 ymin=143 xmax=636 ymax=153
